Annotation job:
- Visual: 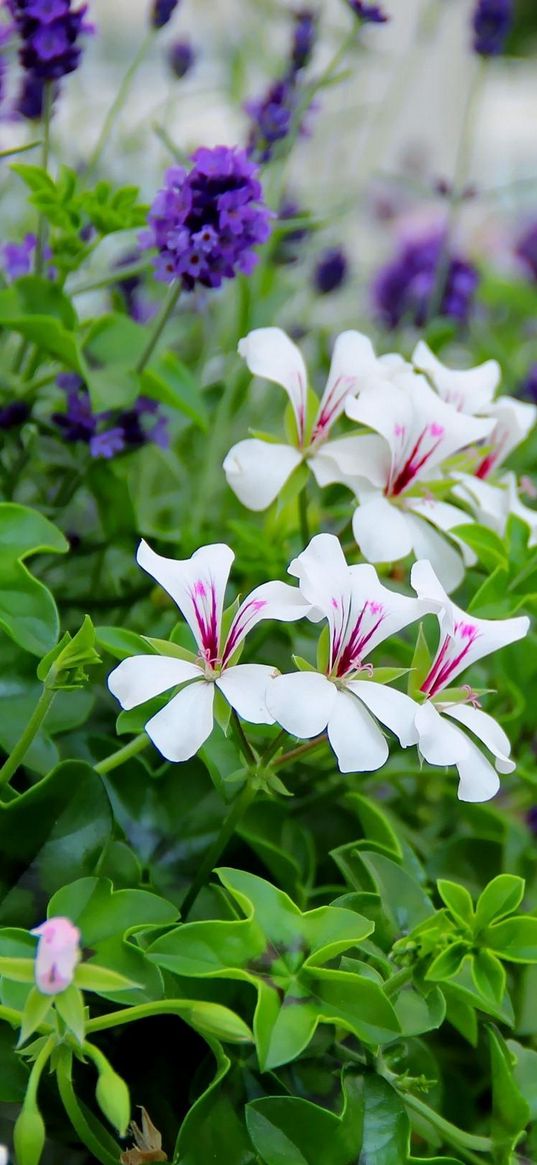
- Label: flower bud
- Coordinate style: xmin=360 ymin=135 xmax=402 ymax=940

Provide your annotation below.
xmin=14 ymin=1103 xmax=46 ymax=1165
xmin=96 ymin=1066 xmax=131 ymax=1137
xmin=30 ymin=917 xmax=81 ymax=996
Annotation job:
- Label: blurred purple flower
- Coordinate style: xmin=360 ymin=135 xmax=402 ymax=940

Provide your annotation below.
xmin=0 ymin=400 xmax=31 ymax=428
xmin=372 ymin=231 xmax=479 ymax=329
xmin=516 ymin=222 xmax=537 ymax=283
xmin=313 ymin=246 xmax=348 ymax=294
xmin=141 ymin=146 xmax=272 ymax=290
xmin=2 ymin=233 xmax=37 ymax=280
xmin=151 ymin=0 xmax=179 ymax=29
xmin=472 ymin=0 xmax=512 ymax=57
xmin=52 ymin=375 xmax=168 ymax=457
xmin=8 ymin=0 xmax=93 ymax=80
xmin=89 ymin=427 xmax=125 ymax=459
xmin=519 ymin=365 xmax=537 ymax=405
xmin=168 ymin=38 xmax=195 ymax=79
xmin=291 ymin=8 xmax=317 ymax=72
xmin=15 ymin=71 xmax=47 ymax=117
xmin=246 ymin=78 xmax=296 ymax=163
xmin=346 ymin=1 xmax=389 ymax=23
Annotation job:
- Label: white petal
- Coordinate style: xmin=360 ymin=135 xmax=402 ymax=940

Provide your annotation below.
xmin=216 ymin=664 xmax=276 ymax=724
xmin=223 ymin=580 xmax=311 ymax=663
xmin=451 ymin=472 xmax=509 ymax=536
xmin=455 ymin=736 xmax=501 ymax=802
xmin=412 ymin=340 xmax=499 ymax=414
xmin=443 ymin=703 xmax=514 ymax=773
xmin=345 ymin=381 xmax=413 ymax=463
xmin=145 ymin=680 xmax=214 ymax=762
xmin=309 ymin=434 xmax=390 ymax=489
xmin=266 ymin=671 xmax=336 ymax=738
xmin=404 ymin=510 xmax=465 ymax=594
xmin=311 ymin=331 xmax=378 ymax=440
xmin=415 ymin=700 xmax=468 ymax=766
xmin=238 ymin=327 xmax=308 ymax=443
xmin=481 ymin=398 xmax=537 ymax=473
xmin=223 ymin=439 xmax=302 ymax=511
xmin=352 ymin=495 xmax=414 ymax=562
xmin=327 ymin=689 xmax=389 ymax=772
xmin=410 ymin=559 xmax=452 ymax=627
xmin=406 ymin=496 xmax=477 ymax=565
xmin=108 ymin=655 xmax=202 ymax=710
xmin=137 ymin=540 xmax=233 ymax=658
xmin=348 ymin=680 xmax=419 ymax=747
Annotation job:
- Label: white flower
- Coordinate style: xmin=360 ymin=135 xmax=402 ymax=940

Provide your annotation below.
xmin=452 ymin=470 xmax=537 ymax=545
xmin=411 ymin=560 xmax=530 ymax=802
xmin=265 ymin=533 xmax=427 ymax=774
xmin=108 ymin=541 xmax=310 ymax=763
xmin=329 ymin=370 xmax=496 ymax=591
xmin=413 ymin=340 xmax=536 ymax=479
xmin=223 ymin=326 xmax=382 ymax=511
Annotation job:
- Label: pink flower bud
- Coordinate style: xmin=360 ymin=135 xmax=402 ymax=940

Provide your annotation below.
xmin=31 ymin=916 xmax=81 ymax=996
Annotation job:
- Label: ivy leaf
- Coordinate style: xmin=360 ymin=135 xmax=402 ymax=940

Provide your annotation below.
xmin=474 ymin=874 xmax=525 ymax=931
xmin=484 ymin=916 xmax=537 ymax=962
xmin=360 ymin=1076 xmax=408 ymax=1165
xmin=488 ymin=1024 xmax=530 ymax=1153
xmin=0 ymin=504 xmax=68 ymax=655
xmin=246 ymin=1074 xmax=363 ymax=1165
xmin=436 ymin=880 xmax=474 ymax=930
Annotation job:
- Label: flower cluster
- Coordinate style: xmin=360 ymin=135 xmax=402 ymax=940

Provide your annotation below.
xmin=472 ymin=0 xmax=513 ymax=57
xmin=108 ymin=534 xmax=529 ymax=802
xmin=140 ymin=147 xmax=272 ymax=289
xmin=372 ymin=230 xmax=479 ymax=329
xmin=52 ymin=374 xmax=168 ymax=459
xmin=7 ymin=0 xmax=93 ymax=117
xmin=245 ymin=8 xmax=317 ymax=163
xmin=346 ymin=1 xmax=389 ymax=23
xmin=224 ymin=327 xmax=537 ymax=591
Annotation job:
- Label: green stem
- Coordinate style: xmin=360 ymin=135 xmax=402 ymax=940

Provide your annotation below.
xmin=71 ymin=259 xmax=151 ymax=297
xmin=383 ymin=965 xmax=414 ymax=998
xmin=95 ymin=733 xmax=149 ymax=776
xmin=0 ymin=1004 xmax=24 ymax=1028
xmin=259 ymin=728 xmax=288 ymax=767
xmin=0 ymin=140 xmax=41 ymax=160
xmin=272 ymin=734 xmax=328 ymax=769
xmin=35 ymin=81 xmax=53 ymax=277
xmin=180 ymin=777 xmax=257 ymax=920
xmin=298 ymin=488 xmax=310 ymax=546
xmin=86 ymin=30 xmax=155 ymax=178
xmin=134 ymin=281 xmax=181 ymax=375
xmin=401 ymin=1091 xmax=493 ymax=1155
xmin=26 ymin=1035 xmax=55 ymax=1105
xmin=230 ymin=709 xmax=257 ymax=767
xmin=0 ymin=685 xmax=56 ymax=788
xmin=86 ymin=1000 xmax=211 ymax=1034
xmin=55 ymin=1049 xmax=120 ymax=1165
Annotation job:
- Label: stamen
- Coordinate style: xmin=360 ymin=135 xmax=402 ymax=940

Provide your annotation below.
xmin=421 ymin=620 xmax=479 ymax=697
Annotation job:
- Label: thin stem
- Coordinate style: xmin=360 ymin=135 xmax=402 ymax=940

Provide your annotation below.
xmin=86 ymin=1000 xmax=215 ymax=1034
xmin=71 ymin=259 xmax=151 ymax=297
xmin=180 ymin=777 xmax=257 ymax=921
xmin=272 ymin=734 xmax=328 ymax=769
xmin=134 ymin=281 xmax=181 ymax=375
xmin=0 ymin=685 xmax=56 ymax=788
xmin=0 ymin=140 xmax=41 ymax=160
xmin=383 ymin=965 xmax=414 ymax=998
xmin=259 ymin=728 xmax=288 ymax=767
xmin=230 ymin=710 xmax=257 ymax=767
xmin=35 ymin=81 xmax=53 ymax=277
xmin=86 ymin=30 xmax=155 ymax=178
xmin=95 ymin=733 xmax=149 ymax=776
xmin=401 ymin=1091 xmax=493 ymax=1155
xmin=56 ymin=1049 xmax=120 ymax=1165
xmin=298 ymin=487 xmax=310 ymax=546
xmin=26 ymin=1035 xmax=55 ymax=1105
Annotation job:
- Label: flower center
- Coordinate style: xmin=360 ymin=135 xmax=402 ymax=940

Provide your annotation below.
xmin=190 ymin=578 xmax=220 ymax=663
xmin=331 ymin=599 xmax=386 ymax=677
xmin=309 ymin=374 xmax=358 ymax=446
xmin=420 ymin=620 xmax=479 ymax=697
xmin=388 ymin=421 xmax=445 ymax=496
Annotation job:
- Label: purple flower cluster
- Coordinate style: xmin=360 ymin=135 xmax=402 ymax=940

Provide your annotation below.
xmin=7 ymin=0 xmax=92 ymax=119
xmin=246 ymin=8 xmax=317 ymax=163
xmin=52 ymin=374 xmax=168 ymax=459
xmin=516 ymin=223 xmax=537 ymax=283
xmin=140 ymin=146 xmax=272 ymax=289
xmin=313 ymin=246 xmax=348 ymax=294
xmin=150 ymin=0 xmax=179 ymax=29
xmin=472 ymin=0 xmax=512 ymax=57
xmin=346 ymin=1 xmax=389 ymax=23
xmin=1 ymin=233 xmax=55 ymax=280
xmin=372 ymin=231 xmax=479 ymax=329
xmin=168 ymin=38 xmax=195 ymax=79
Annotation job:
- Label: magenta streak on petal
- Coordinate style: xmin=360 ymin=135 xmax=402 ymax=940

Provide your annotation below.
xmin=221 ymin=598 xmax=268 ymax=666
xmin=475 ymin=426 xmax=508 ymax=479
xmin=334 ymin=600 xmax=386 ymax=677
xmin=328 ymin=593 xmax=351 ymax=671
xmin=190 ymin=577 xmax=220 ymax=663
xmin=420 ymin=620 xmax=479 ymax=697
xmin=389 ymin=423 xmax=445 ymax=496
xmin=310 ymin=375 xmax=355 ymax=444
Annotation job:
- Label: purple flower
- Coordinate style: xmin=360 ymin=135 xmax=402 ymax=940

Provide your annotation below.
xmin=141 ymin=145 xmax=272 ymax=290
xmin=8 ymin=0 xmax=92 ymax=94
xmin=516 ymin=223 xmax=537 ymax=283
xmin=0 ymin=400 xmax=31 ymax=428
xmin=15 ymin=71 xmax=47 ymax=117
xmin=519 ymin=365 xmax=537 ymax=405
xmin=89 ymin=427 xmax=125 ymax=459
xmin=52 ymin=374 xmax=168 ymax=457
xmin=346 ymin=0 xmax=389 ymax=23
xmin=313 ymin=246 xmax=348 ymax=294
xmin=372 ymin=231 xmax=479 ymax=329
xmin=291 ymin=9 xmax=317 ymax=72
xmin=2 ymin=233 xmax=37 ymax=280
xmin=526 ymin=805 xmax=537 ymax=837
xmin=150 ymin=0 xmax=179 ymax=29
xmin=168 ymin=38 xmax=195 ymax=79
xmin=245 ymin=78 xmax=296 ymax=163
xmin=472 ymin=0 xmax=512 ymax=57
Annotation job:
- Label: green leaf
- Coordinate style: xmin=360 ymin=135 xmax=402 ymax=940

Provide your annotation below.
xmin=471 ymin=950 xmax=506 ymax=1003
xmin=426 ymin=943 xmax=468 ymax=982
xmin=0 ymin=956 xmax=35 ymax=982
xmin=506 ymin=1040 xmax=537 ymax=1121
xmin=308 ymin=967 xmax=401 ymax=1046
xmin=83 ymin=314 xmax=145 ymax=411
xmin=484 ymin=915 xmax=537 ymax=962
xmin=37 ymin=615 xmax=100 ymax=688
xmin=436 ymin=879 xmax=474 ymax=929
xmin=142 ymin=351 xmax=208 ymax=430
xmin=74 ymin=963 xmax=139 ymax=993
xmin=407 ymin=623 xmax=431 ymax=698
xmin=345 ymin=793 xmax=403 ymax=860
xmin=18 ymin=987 xmax=53 ymax=1045
xmin=54 ymin=983 xmax=85 ymax=1044
xmin=360 ymin=1076 xmax=408 ymax=1165
xmin=488 ymin=1024 xmax=530 ymax=1148
xmin=393 ymin=984 xmax=446 ymax=1037
xmin=0 ymin=281 xmax=83 ymax=370
xmin=474 ymin=874 xmax=525 ymax=930
xmin=246 ymin=1075 xmax=363 ymax=1165
xmin=174 ymin=1042 xmax=255 ymax=1165
xmin=0 ymin=504 xmax=68 ymax=655
xmin=450 ymin=523 xmax=508 ymax=572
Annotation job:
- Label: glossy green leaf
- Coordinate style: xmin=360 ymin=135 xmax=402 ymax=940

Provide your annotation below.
xmin=437 ymin=880 xmax=474 ymax=929
xmin=488 ymin=1024 xmax=530 ymax=1149
xmin=484 ymin=916 xmax=537 ymax=962
xmin=54 ymin=983 xmax=85 ymax=1044
xmin=0 ymin=504 xmax=68 ymax=655
xmin=471 ymin=950 xmax=506 ymax=1003
xmin=246 ymin=1074 xmax=363 ymax=1165
xmin=474 ymin=874 xmax=525 ymax=930
xmin=360 ymin=1076 xmax=408 ymax=1165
